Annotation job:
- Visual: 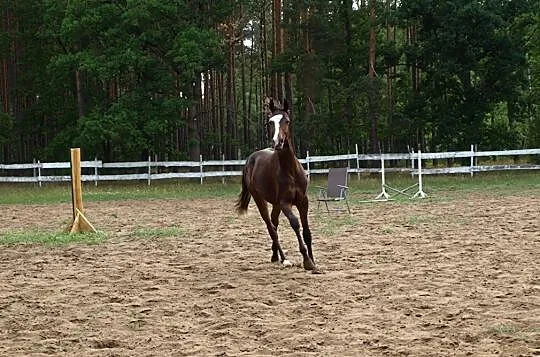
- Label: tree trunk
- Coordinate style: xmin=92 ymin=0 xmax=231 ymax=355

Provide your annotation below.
xmin=343 ymin=0 xmax=354 ymax=145
xmin=241 ymin=36 xmax=248 ymax=149
xmin=260 ymin=1 xmax=269 ymax=97
xmin=368 ymin=0 xmax=378 ymax=153
xmin=272 ymin=0 xmax=283 ymax=100
xmin=386 ymin=0 xmax=394 ymax=150
xmin=188 ymin=74 xmax=201 ymax=161
xmin=75 ymin=69 xmax=86 ymax=119
xmin=301 ymin=5 xmax=316 ymax=118
xmin=226 ymin=39 xmax=237 ymax=158
xmin=247 ymin=32 xmax=255 ymax=148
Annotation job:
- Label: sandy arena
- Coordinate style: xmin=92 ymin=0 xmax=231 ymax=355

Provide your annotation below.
xmin=0 ymin=192 xmax=539 ymax=356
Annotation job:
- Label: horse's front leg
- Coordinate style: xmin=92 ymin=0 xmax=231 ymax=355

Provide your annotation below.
xmin=281 ymin=202 xmax=316 ymax=271
xmin=270 ymin=205 xmax=281 ymax=262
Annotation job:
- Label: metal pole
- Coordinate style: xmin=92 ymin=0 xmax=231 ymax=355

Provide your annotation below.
xmin=410 ymin=148 xmax=415 ymax=177
xmin=412 ymin=150 xmax=427 ymax=199
xmin=375 ymin=154 xmax=389 ymax=200
xmin=381 ymin=155 xmax=385 ymax=187
xmin=355 ymin=144 xmax=360 ymax=181
xmin=418 ymin=150 xmax=423 ymax=192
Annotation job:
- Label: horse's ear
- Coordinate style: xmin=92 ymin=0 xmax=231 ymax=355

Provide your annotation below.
xmin=283 ymin=99 xmax=290 ymax=114
xmin=269 ymin=99 xmax=276 ymax=113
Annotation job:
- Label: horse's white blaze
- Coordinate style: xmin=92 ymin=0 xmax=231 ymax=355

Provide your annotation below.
xmin=282 ymin=259 xmax=292 ymax=267
xmin=268 ymin=114 xmax=283 ymax=147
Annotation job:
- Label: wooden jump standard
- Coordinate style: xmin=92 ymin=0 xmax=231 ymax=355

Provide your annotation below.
xmin=67 ymin=148 xmax=97 ymax=234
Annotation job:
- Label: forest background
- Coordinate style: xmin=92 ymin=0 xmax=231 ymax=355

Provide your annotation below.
xmin=1 ymin=0 xmax=539 ymax=163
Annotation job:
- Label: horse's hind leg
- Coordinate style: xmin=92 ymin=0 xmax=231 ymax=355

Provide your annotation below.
xmin=281 ymin=202 xmax=315 ymax=271
xmin=297 ymin=197 xmax=315 ymax=264
xmin=253 ymin=197 xmax=287 ymax=265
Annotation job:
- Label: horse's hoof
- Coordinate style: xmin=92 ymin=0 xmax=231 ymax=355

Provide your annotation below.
xmin=311 ymin=267 xmax=324 ymax=274
xmin=303 ymin=259 xmax=315 ymax=271
xmin=271 ymin=256 xmax=279 ymax=263
xmin=282 ymin=259 xmax=293 ymax=267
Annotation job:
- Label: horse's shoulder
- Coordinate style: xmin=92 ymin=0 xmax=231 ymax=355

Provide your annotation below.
xmin=251 ymin=148 xmax=274 ymax=158
xmin=246 ymin=148 xmax=271 ymax=163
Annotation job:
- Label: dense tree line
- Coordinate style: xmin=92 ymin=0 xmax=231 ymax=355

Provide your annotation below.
xmin=1 ymin=0 xmax=539 ymax=163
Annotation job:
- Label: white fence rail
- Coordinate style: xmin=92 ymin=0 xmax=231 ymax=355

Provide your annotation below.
xmin=1 ymin=146 xmax=539 ymax=185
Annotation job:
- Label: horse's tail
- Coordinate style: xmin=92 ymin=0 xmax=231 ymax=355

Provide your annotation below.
xmin=235 ymin=168 xmax=251 ymax=214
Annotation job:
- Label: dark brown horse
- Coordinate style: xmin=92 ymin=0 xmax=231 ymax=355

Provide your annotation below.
xmin=235 ymin=99 xmax=318 ymax=272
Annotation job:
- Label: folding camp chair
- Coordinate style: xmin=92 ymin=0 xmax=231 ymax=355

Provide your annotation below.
xmin=316 ymin=167 xmax=351 ymax=213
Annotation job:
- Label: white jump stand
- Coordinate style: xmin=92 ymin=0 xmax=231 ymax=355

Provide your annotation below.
xmin=375 ymin=150 xmax=427 ymax=200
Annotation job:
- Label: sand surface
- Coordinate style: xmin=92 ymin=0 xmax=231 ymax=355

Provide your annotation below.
xmin=0 ymin=192 xmax=539 ymax=356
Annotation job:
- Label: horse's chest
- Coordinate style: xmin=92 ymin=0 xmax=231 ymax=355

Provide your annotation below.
xmin=279 ymin=175 xmax=306 ymax=198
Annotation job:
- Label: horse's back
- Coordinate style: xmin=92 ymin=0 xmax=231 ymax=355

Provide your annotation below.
xmin=243 ymin=149 xmax=280 ymax=203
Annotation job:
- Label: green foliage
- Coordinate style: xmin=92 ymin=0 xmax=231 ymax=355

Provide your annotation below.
xmin=398 ymin=0 xmax=534 ymax=150
xmin=0 ymin=112 xmax=13 ymax=145
xmin=0 ymin=0 xmax=538 ymax=163
xmin=170 ymin=26 xmax=224 ymax=80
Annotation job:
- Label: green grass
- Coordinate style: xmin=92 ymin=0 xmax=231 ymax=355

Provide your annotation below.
xmin=0 ymin=231 xmax=107 ymax=246
xmin=315 ymin=214 xmax=358 ymax=237
xmin=380 ymin=226 xmax=395 ymax=235
xmin=406 ymin=215 xmax=433 ymax=225
xmin=490 ymin=324 xmax=540 ymax=341
xmin=0 ymin=179 xmax=240 ymax=205
xmin=131 ymin=226 xmax=185 ymax=239
xmin=0 ymin=171 xmax=538 ymax=205
xmin=343 ymin=171 xmax=540 ymax=203
xmin=0 ymin=171 xmax=537 ymax=246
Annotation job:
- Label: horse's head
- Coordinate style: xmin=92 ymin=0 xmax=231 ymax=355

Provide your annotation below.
xmin=267 ymin=99 xmax=291 ymax=151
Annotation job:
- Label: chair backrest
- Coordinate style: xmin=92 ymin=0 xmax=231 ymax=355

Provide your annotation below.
xmin=326 ymin=167 xmax=348 ymax=198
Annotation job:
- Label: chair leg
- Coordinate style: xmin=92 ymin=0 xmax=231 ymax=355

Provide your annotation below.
xmin=345 ymin=199 xmax=351 ymax=213
xmin=324 ymin=201 xmax=329 ymax=213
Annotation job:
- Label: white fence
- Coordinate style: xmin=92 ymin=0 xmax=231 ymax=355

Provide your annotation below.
xmin=1 ymin=146 xmax=539 ymax=186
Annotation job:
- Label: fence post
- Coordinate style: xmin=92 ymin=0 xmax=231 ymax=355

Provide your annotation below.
xmin=147 ymin=155 xmax=151 ymax=185
xmin=470 ymin=144 xmax=475 ymax=177
xmin=306 ymin=151 xmax=310 ymax=177
xmin=200 ymin=154 xmax=204 ymax=184
xmin=33 ymin=158 xmax=37 ymax=186
xmin=355 ymin=144 xmax=360 ymax=181
xmin=37 ymin=160 xmax=42 ymax=187
xmin=94 ymin=157 xmax=98 ymax=186
xmin=222 ymin=153 xmax=225 ymax=185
